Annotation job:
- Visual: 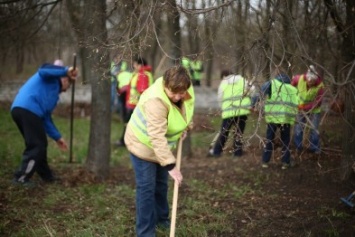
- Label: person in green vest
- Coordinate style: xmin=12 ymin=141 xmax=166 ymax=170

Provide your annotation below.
xmin=190 ymin=55 xmax=204 ymax=86
xmin=208 ymin=70 xmax=255 ymax=158
xmin=110 ymin=55 xmax=129 ymax=113
xmin=115 ymin=56 xmax=153 ymax=147
xmin=291 ymin=65 xmax=324 ymax=155
xmin=115 ymin=68 xmax=132 ymax=145
xmin=124 ymin=66 xmax=194 ymax=237
xmin=181 ymin=56 xmax=193 ymax=77
xmin=257 ymin=72 xmax=299 ymax=169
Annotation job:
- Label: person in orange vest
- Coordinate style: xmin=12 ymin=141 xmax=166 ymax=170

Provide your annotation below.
xmin=116 ymin=56 xmax=153 ymax=147
xmin=292 ymin=65 xmax=324 ymax=155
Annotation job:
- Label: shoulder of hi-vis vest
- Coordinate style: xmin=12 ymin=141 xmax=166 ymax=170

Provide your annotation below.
xmin=297 ymin=75 xmax=323 ymax=113
xmin=129 ymin=77 xmax=195 ymax=149
xmin=220 ymin=76 xmax=251 ymax=119
xmin=264 ymin=79 xmax=298 ymax=124
xmin=117 ymin=71 xmax=132 ymax=89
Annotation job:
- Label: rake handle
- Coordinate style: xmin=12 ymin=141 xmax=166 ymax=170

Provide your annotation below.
xmin=169 ymin=138 xmax=183 ymax=237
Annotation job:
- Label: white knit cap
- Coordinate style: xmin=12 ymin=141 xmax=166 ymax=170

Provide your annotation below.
xmin=54 ymin=59 xmax=64 ymax=66
xmin=306 ymin=65 xmax=318 ymax=81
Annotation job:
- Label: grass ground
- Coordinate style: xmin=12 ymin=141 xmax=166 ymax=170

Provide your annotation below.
xmin=0 ymin=106 xmax=354 ymax=236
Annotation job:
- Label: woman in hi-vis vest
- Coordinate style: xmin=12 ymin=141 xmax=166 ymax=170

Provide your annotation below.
xmin=124 ymin=66 xmax=194 ymax=237
xmin=292 ymin=65 xmax=324 ymax=155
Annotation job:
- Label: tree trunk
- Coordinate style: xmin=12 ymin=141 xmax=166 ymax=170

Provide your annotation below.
xmin=339 ymin=0 xmax=355 ymax=180
xmin=324 ymin=0 xmax=355 ymax=180
xmin=166 ymin=0 xmax=181 ymax=65
xmin=85 ymin=1 xmax=111 ymax=180
xmin=67 ymin=0 xmax=111 ymax=180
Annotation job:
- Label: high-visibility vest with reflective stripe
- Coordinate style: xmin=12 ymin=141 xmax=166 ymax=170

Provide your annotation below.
xmin=117 ymin=71 xmax=132 ymax=90
xmin=221 ymin=77 xmax=251 ymax=119
xmin=264 ymin=79 xmax=298 ymax=124
xmin=297 ymin=75 xmax=323 ymax=114
xmin=129 ymin=77 xmax=195 ymax=149
xmin=191 ymin=60 xmax=203 ymax=81
xmin=128 ymin=71 xmax=154 ymax=106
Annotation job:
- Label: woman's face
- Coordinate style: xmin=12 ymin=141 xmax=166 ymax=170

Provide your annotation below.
xmin=164 ymin=87 xmax=187 ymax=103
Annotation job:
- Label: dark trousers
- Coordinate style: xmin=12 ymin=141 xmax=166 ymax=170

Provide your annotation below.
xmin=120 ymin=108 xmax=134 ymax=145
xmin=11 ymin=107 xmax=54 ymax=182
xmin=118 ymin=91 xmax=128 ymax=123
xmin=262 ymin=123 xmax=291 ymax=164
xmin=213 ymin=115 xmax=247 ymax=156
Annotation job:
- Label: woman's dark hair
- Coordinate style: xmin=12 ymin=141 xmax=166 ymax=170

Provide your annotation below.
xmin=220 ymin=69 xmax=233 ymax=79
xmin=133 ymin=56 xmax=147 ymax=66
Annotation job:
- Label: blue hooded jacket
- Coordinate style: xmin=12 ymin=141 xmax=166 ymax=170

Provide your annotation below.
xmin=11 ymin=64 xmax=69 ymax=141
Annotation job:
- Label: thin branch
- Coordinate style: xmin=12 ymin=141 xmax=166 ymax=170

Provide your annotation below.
xmin=176 ymin=0 xmax=235 ymax=15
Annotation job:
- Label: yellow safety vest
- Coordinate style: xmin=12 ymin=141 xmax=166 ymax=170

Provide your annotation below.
xmin=221 ymin=76 xmax=251 ymax=119
xmin=264 ymin=79 xmax=298 ymax=125
xmin=116 ymin=71 xmax=132 ymax=90
xmin=128 ymin=71 xmax=154 ymax=106
xmin=297 ymin=75 xmax=323 ymax=114
xmin=129 ymin=77 xmax=195 ymax=149
xmin=190 ymin=60 xmax=203 ymax=81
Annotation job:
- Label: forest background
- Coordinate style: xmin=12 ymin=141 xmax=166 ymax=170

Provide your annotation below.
xmin=0 ymin=0 xmax=355 ymax=197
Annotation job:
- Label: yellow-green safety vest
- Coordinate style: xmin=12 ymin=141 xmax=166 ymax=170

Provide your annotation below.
xmin=110 ymin=61 xmax=128 ymax=82
xmin=181 ymin=57 xmax=191 ymax=70
xmin=116 ymin=71 xmax=132 ymax=90
xmin=129 ymin=77 xmax=195 ymax=149
xmin=297 ymin=75 xmax=323 ymax=114
xmin=221 ymin=76 xmax=251 ymax=119
xmin=264 ymin=79 xmax=298 ymax=125
xmin=128 ymin=71 xmax=154 ymax=106
xmin=190 ymin=60 xmax=203 ymax=81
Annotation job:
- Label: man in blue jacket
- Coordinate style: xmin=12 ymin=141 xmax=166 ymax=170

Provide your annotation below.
xmin=11 ymin=60 xmax=78 ymax=185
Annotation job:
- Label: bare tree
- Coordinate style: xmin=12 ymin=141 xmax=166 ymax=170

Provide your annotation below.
xmin=66 ymin=0 xmax=111 ymax=179
xmin=324 ymin=0 xmax=355 ymax=180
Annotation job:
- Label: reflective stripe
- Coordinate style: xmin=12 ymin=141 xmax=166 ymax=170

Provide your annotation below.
xmin=222 ymin=95 xmax=245 ymax=103
xmin=223 ymin=105 xmax=251 ymax=112
xmin=266 ymin=101 xmax=298 ymax=107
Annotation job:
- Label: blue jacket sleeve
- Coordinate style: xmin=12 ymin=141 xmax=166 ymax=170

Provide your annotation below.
xmin=260 ymin=81 xmax=272 ymax=99
xmin=43 ymin=113 xmax=61 ymax=141
xmin=251 ymin=81 xmax=271 ymax=107
xmin=38 ymin=64 xmax=69 ymax=80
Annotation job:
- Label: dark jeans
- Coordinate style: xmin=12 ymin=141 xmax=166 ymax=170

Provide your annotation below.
xmin=213 ymin=115 xmax=247 ymax=156
xmin=11 ymin=107 xmax=54 ymax=182
xmin=130 ymin=153 xmax=170 ymax=237
xmin=293 ymin=113 xmax=321 ymax=152
xmin=262 ymin=123 xmax=291 ymax=164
